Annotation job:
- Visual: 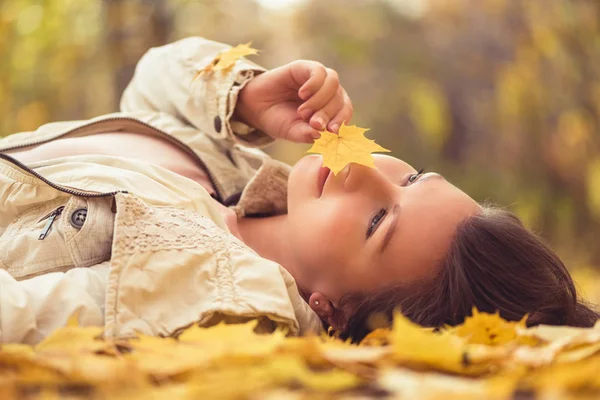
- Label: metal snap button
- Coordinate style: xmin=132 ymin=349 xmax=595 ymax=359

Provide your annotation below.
xmin=70 ymin=208 xmax=87 ymax=229
xmin=214 ymin=115 xmax=222 ymax=133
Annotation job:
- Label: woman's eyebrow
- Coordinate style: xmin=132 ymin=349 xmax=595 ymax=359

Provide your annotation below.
xmin=379 ymin=173 xmax=445 ymax=254
xmin=417 ymin=172 xmax=445 ymax=184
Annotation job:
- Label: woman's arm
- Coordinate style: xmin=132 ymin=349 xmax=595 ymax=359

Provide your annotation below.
xmin=0 ymin=263 xmax=108 ymax=345
xmin=120 ymin=37 xmax=353 ymax=146
xmin=120 ymin=37 xmax=271 ymax=147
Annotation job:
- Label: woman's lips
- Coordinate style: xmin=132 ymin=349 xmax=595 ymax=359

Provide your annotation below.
xmin=317 ymin=166 xmax=331 ymax=197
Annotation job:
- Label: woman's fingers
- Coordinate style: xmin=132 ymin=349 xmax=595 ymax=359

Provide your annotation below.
xmin=298 ymin=68 xmax=339 ymax=124
xmin=294 ymin=61 xmax=327 ymax=100
xmin=309 ymin=87 xmax=344 ymax=131
xmin=285 ymin=121 xmax=320 ymax=144
xmin=327 ymin=88 xmax=353 ymax=133
xmin=284 ymin=60 xmax=353 ymax=140
xmin=297 ymin=67 xmax=353 ymax=133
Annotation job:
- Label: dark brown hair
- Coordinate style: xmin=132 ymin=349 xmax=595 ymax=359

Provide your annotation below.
xmin=336 ymin=206 xmax=600 ymax=342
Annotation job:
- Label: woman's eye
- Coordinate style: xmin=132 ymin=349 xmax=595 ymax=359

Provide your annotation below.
xmin=366 ymin=208 xmax=387 ymax=238
xmin=407 ymin=168 xmax=425 ymax=184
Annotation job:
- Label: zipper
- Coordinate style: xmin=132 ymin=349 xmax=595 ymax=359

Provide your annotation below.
xmin=0 ymin=117 xmax=225 ymax=203
xmin=38 ymin=206 xmax=64 ymax=240
xmin=0 ymin=152 xmax=124 ymax=198
xmin=0 ymin=151 xmax=124 ymax=238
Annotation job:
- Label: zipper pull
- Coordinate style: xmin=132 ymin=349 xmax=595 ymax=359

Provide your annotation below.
xmin=38 ymin=206 xmax=64 ymax=240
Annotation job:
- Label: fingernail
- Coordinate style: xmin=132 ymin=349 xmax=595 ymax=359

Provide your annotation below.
xmin=330 ymin=123 xmax=340 ymax=133
xmin=300 ymin=109 xmax=312 ymax=120
xmin=314 ymin=117 xmax=325 ymax=130
xmin=311 ymin=130 xmax=321 ymax=140
xmin=298 ymin=89 xmax=309 ymax=100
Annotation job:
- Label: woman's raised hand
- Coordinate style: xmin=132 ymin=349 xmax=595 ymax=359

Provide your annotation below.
xmin=235 ymin=60 xmax=353 ymax=143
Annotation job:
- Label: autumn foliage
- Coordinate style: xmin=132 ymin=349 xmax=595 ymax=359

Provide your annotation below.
xmin=0 ymin=310 xmax=599 ymax=399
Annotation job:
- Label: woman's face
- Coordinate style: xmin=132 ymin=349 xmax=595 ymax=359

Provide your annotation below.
xmin=287 ymin=154 xmax=480 ymax=306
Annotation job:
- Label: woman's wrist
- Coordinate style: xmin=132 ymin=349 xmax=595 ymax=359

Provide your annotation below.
xmin=234 ymin=85 xmax=261 ymax=132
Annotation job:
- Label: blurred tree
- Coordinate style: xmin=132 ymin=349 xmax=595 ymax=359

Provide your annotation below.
xmin=1 ymin=0 xmax=600 ymax=270
xmin=293 ymin=0 xmax=600 ymax=267
xmin=103 ymin=0 xmax=173 ymax=104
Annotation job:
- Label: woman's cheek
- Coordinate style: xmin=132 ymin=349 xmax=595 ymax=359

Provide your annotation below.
xmin=318 ymin=207 xmax=359 ymax=252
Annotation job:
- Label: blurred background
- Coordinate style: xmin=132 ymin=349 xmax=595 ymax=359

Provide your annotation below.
xmin=0 ymin=0 xmax=599 ymax=301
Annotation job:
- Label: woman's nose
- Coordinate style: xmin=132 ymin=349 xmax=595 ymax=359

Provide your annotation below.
xmin=343 ymin=164 xmax=394 ymax=195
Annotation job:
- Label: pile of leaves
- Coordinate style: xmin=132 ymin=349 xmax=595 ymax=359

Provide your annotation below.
xmin=1 ymin=310 xmax=599 ymax=399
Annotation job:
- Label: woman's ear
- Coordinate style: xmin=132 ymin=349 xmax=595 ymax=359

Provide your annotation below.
xmin=308 ymin=292 xmax=349 ymax=331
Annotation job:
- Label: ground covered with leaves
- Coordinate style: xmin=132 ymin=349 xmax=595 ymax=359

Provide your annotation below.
xmin=0 ymin=309 xmax=599 ymax=399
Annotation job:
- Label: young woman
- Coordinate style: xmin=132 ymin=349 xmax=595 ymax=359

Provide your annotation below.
xmin=0 ymin=37 xmax=597 ymax=344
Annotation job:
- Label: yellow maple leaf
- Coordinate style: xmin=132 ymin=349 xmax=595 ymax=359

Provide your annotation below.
xmin=35 ymin=311 xmax=111 ymax=355
xmin=125 ymin=320 xmax=286 ymax=379
xmin=39 ymin=353 xmax=144 ymax=386
xmin=378 ymin=368 xmax=496 ymax=399
xmin=214 ymin=42 xmax=258 ymax=70
xmin=307 ymin=122 xmax=390 ymax=175
xmin=450 ymin=307 xmax=528 ymax=346
xmin=517 ymin=322 xmax=600 ymax=345
xmin=269 ymin=356 xmax=361 ymax=392
xmin=178 ymin=319 xmax=260 ymax=342
xmin=389 ymin=311 xmax=468 ymax=373
xmin=554 ymin=341 xmax=600 ymax=363
xmin=512 ymin=322 xmax=600 ymax=366
xmin=525 ymin=356 xmax=600 ymax=395
xmin=319 ymin=341 xmax=390 ymax=365
xmin=360 ymin=327 xmax=391 ymax=346
xmin=182 ymin=355 xmax=360 ymax=397
xmin=178 ymin=319 xmax=286 ymax=357
xmin=194 ymin=42 xmax=258 ymax=78
xmin=124 ymin=334 xmax=211 ymax=377
xmin=0 ymin=344 xmax=65 ymax=384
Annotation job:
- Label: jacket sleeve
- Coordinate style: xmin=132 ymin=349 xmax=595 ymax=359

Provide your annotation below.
xmin=0 ymin=262 xmax=109 ymax=345
xmin=120 ymin=37 xmax=273 ymax=147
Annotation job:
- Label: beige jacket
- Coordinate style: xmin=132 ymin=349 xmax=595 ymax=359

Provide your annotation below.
xmin=0 ymin=37 xmax=322 ymax=344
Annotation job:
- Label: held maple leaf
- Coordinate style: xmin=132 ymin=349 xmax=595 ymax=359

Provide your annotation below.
xmin=307 ymin=122 xmax=390 ymax=175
